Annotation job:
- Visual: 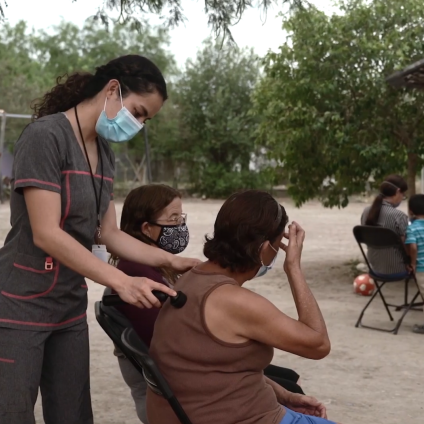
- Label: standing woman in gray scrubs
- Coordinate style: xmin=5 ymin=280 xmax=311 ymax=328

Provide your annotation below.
xmin=0 ymin=55 xmax=199 ymax=424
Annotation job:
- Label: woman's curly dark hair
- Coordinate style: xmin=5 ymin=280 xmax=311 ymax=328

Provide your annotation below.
xmin=31 ymin=55 xmax=167 ymax=120
xmin=204 ymin=190 xmax=288 ymax=273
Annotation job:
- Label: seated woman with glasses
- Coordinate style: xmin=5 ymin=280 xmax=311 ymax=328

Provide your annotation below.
xmin=147 ymin=190 xmax=338 ymax=424
xmin=361 ymin=175 xmax=409 ymax=275
xmin=110 ymin=184 xmax=189 ymax=423
xmin=110 ymin=185 xmax=304 ymax=423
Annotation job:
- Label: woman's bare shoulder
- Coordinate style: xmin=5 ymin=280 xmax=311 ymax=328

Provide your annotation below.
xmin=207 ymin=283 xmax=274 ymax=317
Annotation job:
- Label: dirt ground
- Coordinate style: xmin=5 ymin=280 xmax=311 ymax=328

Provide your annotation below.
xmin=0 ymin=198 xmax=422 ymax=424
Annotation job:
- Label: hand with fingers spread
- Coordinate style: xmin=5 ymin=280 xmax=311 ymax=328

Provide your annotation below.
xmin=116 ymin=276 xmax=177 ymax=309
xmin=280 ymin=221 xmax=306 ymax=273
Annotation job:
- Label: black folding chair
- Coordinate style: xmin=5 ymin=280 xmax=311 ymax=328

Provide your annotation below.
xmin=353 ymin=225 xmax=423 ymax=334
xmin=121 ymin=327 xmax=193 ymax=424
xmin=94 ymin=287 xmax=148 ymax=376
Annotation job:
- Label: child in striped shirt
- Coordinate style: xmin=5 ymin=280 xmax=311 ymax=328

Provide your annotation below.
xmin=405 ymin=194 xmax=424 ymax=334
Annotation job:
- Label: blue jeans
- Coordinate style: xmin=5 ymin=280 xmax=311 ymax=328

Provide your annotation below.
xmin=280 ymin=408 xmax=336 ymax=424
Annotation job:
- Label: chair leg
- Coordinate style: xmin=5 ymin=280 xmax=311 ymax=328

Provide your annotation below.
xmin=405 ymin=278 xmax=409 ymax=305
xmin=356 ymin=278 xmax=422 ymax=335
xmin=394 ymin=277 xmax=410 ymax=311
xmin=411 ymin=277 xmax=424 ymax=310
xmin=355 ymin=282 xmax=385 ymax=328
xmin=375 ymin=282 xmax=394 ymax=321
xmin=355 ymin=281 xmax=408 ymax=333
xmin=393 ymin=291 xmax=421 ymax=335
xmin=394 ymin=278 xmax=424 ymax=311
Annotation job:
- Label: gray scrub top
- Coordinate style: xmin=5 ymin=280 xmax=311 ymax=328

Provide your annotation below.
xmin=0 ymin=113 xmax=114 ymax=330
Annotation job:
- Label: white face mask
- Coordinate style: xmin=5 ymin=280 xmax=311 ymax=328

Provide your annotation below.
xmin=255 ymin=243 xmax=278 ymax=278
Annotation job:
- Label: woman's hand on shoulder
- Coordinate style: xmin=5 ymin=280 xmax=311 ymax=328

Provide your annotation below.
xmin=115 ymin=276 xmax=177 ymax=308
xmin=280 ymin=221 xmax=305 ymax=273
xmin=169 ymin=256 xmax=202 ymax=273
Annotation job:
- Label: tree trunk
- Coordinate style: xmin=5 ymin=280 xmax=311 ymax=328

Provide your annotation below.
xmin=407 ymin=152 xmax=418 ymax=196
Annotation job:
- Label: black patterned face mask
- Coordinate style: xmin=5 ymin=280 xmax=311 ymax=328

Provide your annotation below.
xmin=154 ymin=223 xmax=189 ymax=254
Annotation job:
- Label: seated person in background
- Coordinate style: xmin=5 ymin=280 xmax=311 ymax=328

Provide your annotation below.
xmin=405 ymin=194 xmax=424 ymax=334
xmin=148 ymin=190 xmax=339 ymax=424
xmin=111 ymin=185 xmax=304 ymax=423
xmin=361 ymin=175 xmax=409 ymax=275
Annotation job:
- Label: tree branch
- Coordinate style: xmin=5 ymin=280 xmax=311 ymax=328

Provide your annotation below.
xmin=392 ymin=127 xmax=410 ymax=147
xmin=0 ymin=1 xmax=7 ymax=20
xmin=67 ymin=1 xmax=309 ymax=43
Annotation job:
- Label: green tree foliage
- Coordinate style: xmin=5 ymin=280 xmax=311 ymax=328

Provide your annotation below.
xmin=252 ymin=0 xmax=424 ymax=208
xmin=174 ymin=39 xmax=265 ymax=197
xmin=0 ymin=20 xmax=265 ymax=196
xmin=0 ymin=22 xmax=48 ymax=145
xmin=0 ymin=20 xmax=177 ymax=164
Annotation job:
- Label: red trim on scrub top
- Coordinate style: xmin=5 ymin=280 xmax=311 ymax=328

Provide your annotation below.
xmin=1 ymin=265 xmax=60 ymax=299
xmin=60 ymin=173 xmax=71 ymax=228
xmin=14 ymin=178 xmax=61 ymax=190
xmin=61 ymin=170 xmax=113 ymax=183
xmin=0 ymin=313 xmax=87 ymax=327
xmin=0 ymin=358 xmax=15 ymax=364
xmin=12 ymin=263 xmax=56 ymax=274
xmin=1 ymin=173 xmax=71 ymax=300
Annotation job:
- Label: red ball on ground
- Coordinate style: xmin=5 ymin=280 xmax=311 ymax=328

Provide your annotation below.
xmin=353 ymin=274 xmax=375 ymax=296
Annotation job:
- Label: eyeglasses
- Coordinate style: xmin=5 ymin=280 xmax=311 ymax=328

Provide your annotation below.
xmin=156 ymin=213 xmax=187 ymax=226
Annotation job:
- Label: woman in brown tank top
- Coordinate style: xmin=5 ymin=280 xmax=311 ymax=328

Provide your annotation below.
xmin=148 ymin=190 xmax=342 ymax=424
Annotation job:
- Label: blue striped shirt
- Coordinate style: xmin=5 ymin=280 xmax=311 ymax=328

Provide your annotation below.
xmin=405 ymin=219 xmax=424 ymax=272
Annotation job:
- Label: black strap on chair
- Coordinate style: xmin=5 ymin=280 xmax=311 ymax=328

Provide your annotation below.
xmin=121 ymin=327 xmax=193 ymax=424
xmin=353 ymin=225 xmax=423 ymax=334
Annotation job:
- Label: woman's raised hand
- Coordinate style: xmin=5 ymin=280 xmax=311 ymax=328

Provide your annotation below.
xmin=280 ymin=221 xmax=305 ymax=273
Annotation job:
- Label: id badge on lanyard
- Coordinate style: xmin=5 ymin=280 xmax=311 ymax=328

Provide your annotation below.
xmin=91 ymin=204 xmax=109 ymax=263
xmin=75 ymin=106 xmax=109 ymax=263
xmin=92 ymin=225 xmax=108 ymax=262
xmin=92 ymin=244 xmax=110 ymax=263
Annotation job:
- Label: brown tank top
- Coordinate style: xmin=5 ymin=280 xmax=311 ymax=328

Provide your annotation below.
xmin=147 ymin=268 xmax=285 ymax=424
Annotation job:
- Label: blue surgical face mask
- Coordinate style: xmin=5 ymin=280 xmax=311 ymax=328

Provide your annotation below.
xmin=95 ymin=85 xmax=143 ymax=143
xmin=255 ymin=243 xmax=278 ymax=278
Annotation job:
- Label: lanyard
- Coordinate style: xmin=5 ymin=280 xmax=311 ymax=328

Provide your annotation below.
xmin=74 ymin=106 xmax=104 ymax=241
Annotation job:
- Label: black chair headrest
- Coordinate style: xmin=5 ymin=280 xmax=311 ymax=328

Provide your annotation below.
xmin=353 ymin=225 xmax=404 ymax=249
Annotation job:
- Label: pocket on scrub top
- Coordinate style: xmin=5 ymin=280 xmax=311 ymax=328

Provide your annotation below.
xmin=1 ymin=252 xmax=57 ymax=299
